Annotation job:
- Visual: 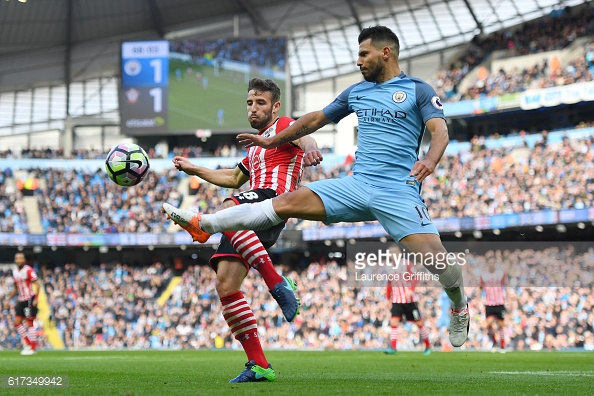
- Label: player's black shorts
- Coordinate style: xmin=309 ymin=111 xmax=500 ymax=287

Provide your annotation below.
xmin=210 ymin=188 xmax=284 ymax=272
xmin=485 ymin=305 xmax=506 ymax=320
xmin=391 ymin=302 xmax=422 ymax=322
xmin=15 ymin=298 xmax=38 ymax=319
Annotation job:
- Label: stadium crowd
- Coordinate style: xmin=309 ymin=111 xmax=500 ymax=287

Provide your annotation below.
xmin=456 ymin=41 xmax=594 ymax=101
xmin=432 ymin=4 xmax=594 ymax=102
xmin=0 ymin=167 xmax=28 ymax=234
xmin=0 ymin=245 xmax=592 ymax=352
xmin=0 ymin=144 xmax=247 ymax=160
xmin=170 ymin=38 xmax=286 ymax=69
xmin=0 ymin=128 xmax=592 ymax=233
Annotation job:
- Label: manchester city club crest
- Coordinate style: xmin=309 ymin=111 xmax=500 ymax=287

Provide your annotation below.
xmin=392 ymin=91 xmax=407 ymax=103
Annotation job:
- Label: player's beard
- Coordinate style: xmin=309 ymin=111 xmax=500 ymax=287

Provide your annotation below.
xmin=361 ymin=58 xmax=382 ymax=82
xmin=249 ymin=109 xmax=273 ymax=130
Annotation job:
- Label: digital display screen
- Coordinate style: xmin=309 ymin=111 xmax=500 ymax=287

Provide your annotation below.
xmin=119 ymin=38 xmax=287 ymax=135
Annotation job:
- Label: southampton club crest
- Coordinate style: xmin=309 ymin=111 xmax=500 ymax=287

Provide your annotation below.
xmin=392 ymin=91 xmax=407 ymax=103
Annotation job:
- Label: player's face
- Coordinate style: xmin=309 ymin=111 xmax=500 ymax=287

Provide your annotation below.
xmin=14 ymin=253 xmax=25 ymax=268
xmin=357 ymin=38 xmax=384 ymax=82
xmin=246 ymin=90 xmax=279 ymax=130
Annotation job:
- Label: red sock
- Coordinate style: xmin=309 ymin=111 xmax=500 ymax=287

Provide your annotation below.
xmin=419 ymin=323 xmax=430 ymax=349
xmin=27 ymin=320 xmax=36 ymax=350
xmin=390 ymin=326 xmax=398 ymax=350
xmin=223 ymin=230 xmax=283 ymax=289
xmin=16 ymin=324 xmax=30 ymax=346
xmin=220 ymin=291 xmax=268 ymax=367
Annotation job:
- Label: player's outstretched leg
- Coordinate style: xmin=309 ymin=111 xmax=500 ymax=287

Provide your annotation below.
xmin=223 ymin=230 xmax=300 ymax=322
xmin=162 ymin=203 xmax=211 ymax=243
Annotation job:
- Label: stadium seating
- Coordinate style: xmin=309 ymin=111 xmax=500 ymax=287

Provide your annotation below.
xmin=1 ymin=254 xmax=592 ymax=351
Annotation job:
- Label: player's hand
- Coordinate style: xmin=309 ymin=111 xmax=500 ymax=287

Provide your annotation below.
xmin=303 ymin=149 xmax=324 ymax=167
xmin=237 ymin=133 xmax=276 ymax=149
xmin=410 ymin=158 xmax=436 ymax=182
xmin=172 ymin=156 xmax=192 ymax=173
xmin=31 ymin=296 xmax=38 ymax=307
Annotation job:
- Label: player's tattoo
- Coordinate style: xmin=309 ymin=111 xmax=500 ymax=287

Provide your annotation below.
xmin=279 ymin=126 xmax=310 ymax=145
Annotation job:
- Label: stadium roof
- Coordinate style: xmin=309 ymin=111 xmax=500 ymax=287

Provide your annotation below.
xmin=0 ymin=0 xmax=588 ymax=88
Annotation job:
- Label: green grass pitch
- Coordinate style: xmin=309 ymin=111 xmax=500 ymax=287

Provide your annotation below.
xmin=0 ymin=350 xmax=593 ymax=395
xmin=168 ymin=59 xmax=287 ymax=132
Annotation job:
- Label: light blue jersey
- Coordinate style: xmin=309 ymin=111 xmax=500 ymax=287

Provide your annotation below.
xmin=323 ymin=72 xmax=445 ymax=187
xmin=305 ymin=71 xmax=442 ymax=240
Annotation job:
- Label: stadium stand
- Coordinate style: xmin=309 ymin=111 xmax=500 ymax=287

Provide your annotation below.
xmin=432 ymin=7 xmax=594 ymax=102
xmin=0 ymin=125 xmax=592 ymax=234
xmin=1 ymin=252 xmax=592 ymax=351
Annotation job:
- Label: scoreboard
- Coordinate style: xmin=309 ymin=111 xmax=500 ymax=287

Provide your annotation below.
xmin=119 ymin=41 xmax=169 ymax=134
xmin=118 ymin=37 xmax=287 ymax=135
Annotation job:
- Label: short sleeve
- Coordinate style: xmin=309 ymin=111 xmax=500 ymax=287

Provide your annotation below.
xmin=28 ymin=267 xmax=38 ymax=282
xmin=322 ymin=83 xmax=357 ymax=123
xmin=238 ymin=156 xmax=250 ymax=176
xmin=414 ymin=80 xmax=445 ymax=123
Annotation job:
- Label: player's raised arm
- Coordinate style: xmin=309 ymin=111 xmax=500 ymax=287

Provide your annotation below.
xmin=172 ymin=156 xmax=249 ymax=188
xmin=410 ymin=117 xmax=449 ymax=182
xmin=237 ymin=110 xmax=332 ymax=149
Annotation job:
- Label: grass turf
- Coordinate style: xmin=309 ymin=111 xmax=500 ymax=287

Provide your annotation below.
xmin=0 ymin=350 xmax=592 ymax=395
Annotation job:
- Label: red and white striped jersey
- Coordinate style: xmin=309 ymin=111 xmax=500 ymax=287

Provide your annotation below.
xmin=480 ymin=269 xmax=506 ymax=306
xmin=12 ymin=265 xmax=38 ymax=302
xmin=238 ymin=116 xmax=304 ymax=195
xmin=387 ymin=262 xmax=419 ymax=304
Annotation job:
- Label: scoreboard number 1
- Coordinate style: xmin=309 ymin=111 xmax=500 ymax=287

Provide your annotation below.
xmin=149 ymin=59 xmax=162 ymax=84
xmin=149 ymin=88 xmax=162 ymax=112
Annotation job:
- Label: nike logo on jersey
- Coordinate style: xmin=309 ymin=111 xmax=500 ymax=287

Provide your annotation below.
xmin=356 ymin=95 xmax=367 ymax=100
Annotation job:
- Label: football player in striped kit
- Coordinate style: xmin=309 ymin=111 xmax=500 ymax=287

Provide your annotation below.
xmin=164 ymin=78 xmax=322 ymax=382
xmin=9 ymin=252 xmax=40 ymax=355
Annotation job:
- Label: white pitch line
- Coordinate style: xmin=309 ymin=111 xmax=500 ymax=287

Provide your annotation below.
xmin=489 ymin=371 xmax=594 ymax=377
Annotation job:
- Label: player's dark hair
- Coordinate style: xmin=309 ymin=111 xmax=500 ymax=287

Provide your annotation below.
xmin=248 ymin=78 xmax=281 ymax=103
xmin=358 ymin=25 xmax=400 ymax=56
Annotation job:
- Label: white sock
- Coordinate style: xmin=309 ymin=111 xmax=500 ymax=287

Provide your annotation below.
xmin=200 ymin=199 xmax=283 ymax=233
xmin=438 ymin=263 xmax=467 ymax=309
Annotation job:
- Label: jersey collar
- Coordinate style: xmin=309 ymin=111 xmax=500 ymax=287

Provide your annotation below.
xmin=258 ymin=117 xmax=280 ymax=135
xmin=379 ymin=71 xmax=406 ymax=85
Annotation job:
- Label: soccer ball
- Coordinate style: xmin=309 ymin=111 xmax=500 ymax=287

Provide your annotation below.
xmin=105 ymin=143 xmax=150 ymax=186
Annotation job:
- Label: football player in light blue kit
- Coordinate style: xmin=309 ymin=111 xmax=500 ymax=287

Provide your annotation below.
xmin=163 ymin=25 xmax=470 ymax=347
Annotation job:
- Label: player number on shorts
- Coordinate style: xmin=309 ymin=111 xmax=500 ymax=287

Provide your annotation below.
xmin=238 ymin=191 xmax=259 ymax=200
xmin=414 ymin=205 xmax=432 ymax=225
